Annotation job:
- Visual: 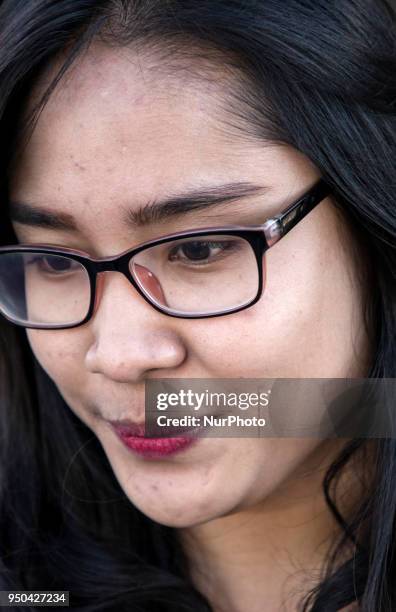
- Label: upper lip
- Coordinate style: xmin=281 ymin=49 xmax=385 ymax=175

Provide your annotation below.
xmin=108 ymin=417 xmax=201 ymax=438
xmin=109 ymin=419 xmax=146 ymax=437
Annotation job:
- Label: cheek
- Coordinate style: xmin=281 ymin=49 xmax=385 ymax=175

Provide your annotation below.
xmin=185 ymin=269 xmax=319 ymax=376
xmin=186 ymin=237 xmax=359 ymax=377
xmin=25 ymin=328 xmax=85 ymax=394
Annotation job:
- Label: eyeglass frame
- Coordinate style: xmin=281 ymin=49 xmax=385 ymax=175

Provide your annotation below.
xmin=0 ymin=178 xmax=332 ymax=329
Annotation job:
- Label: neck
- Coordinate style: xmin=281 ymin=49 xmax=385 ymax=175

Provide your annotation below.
xmin=179 ymin=439 xmax=368 ymax=612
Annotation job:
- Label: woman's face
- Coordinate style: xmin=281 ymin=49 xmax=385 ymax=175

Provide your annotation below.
xmin=9 ymin=44 xmax=370 ymax=527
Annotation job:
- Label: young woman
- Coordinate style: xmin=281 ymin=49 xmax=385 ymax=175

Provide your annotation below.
xmin=0 ymin=1 xmax=395 ymax=610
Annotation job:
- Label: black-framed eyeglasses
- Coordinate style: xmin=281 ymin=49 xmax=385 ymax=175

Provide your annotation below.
xmin=0 ymin=178 xmax=332 ymax=329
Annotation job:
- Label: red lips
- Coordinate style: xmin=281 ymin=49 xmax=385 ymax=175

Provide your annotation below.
xmin=110 ymin=420 xmax=146 ymax=437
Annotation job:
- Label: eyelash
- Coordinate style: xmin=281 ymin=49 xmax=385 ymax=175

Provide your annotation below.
xmin=24 ymin=239 xmax=242 ymax=278
xmin=167 ymin=239 xmax=242 ymax=266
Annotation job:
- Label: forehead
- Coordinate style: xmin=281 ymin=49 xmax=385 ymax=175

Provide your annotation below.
xmin=9 ymin=42 xmax=316 ymax=248
xmin=13 ymin=41 xmax=242 ymax=185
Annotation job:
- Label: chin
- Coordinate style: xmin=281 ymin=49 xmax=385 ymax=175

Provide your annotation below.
xmin=142 ymin=505 xmax=214 ymax=527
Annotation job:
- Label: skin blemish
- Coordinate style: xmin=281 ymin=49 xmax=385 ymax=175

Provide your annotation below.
xmin=74 ymin=161 xmax=87 ymax=172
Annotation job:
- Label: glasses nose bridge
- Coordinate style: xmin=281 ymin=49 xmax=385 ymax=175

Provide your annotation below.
xmin=93 ymin=252 xmax=132 ymax=275
xmin=91 ymin=252 xmax=168 ymax=316
xmin=91 ymin=254 xmax=143 ymax=317
xmin=93 ymin=253 xmax=137 ymax=296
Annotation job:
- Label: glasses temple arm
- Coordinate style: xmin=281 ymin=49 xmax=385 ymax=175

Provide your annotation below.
xmin=262 ymin=179 xmax=332 ymax=247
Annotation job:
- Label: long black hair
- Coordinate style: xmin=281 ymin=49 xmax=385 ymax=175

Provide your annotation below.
xmin=0 ymin=1 xmax=395 ymax=610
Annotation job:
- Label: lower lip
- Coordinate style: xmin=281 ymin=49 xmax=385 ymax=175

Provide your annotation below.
xmin=111 ymin=426 xmax=199 ymax=458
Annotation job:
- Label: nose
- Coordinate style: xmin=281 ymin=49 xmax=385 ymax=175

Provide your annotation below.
xmin=84 ymin=270 xmax=187 ymax=383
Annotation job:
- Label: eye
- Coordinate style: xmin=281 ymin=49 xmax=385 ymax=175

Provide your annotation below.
xmin=168 ymin=240 xmax=240 ymax=264
xmin=27 ymin=254 xmax=79 ymax=274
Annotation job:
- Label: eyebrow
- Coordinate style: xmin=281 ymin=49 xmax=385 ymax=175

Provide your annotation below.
xmin=7 ymin=182 xmax=270 ymax=232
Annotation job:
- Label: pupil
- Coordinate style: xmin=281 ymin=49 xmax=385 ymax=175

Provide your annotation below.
xmin=182 ymin=242 xmax=210 ymax=260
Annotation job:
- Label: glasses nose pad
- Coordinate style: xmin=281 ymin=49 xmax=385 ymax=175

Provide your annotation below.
xmin=132 ymin=263 xmax=168 ymax=306
xmin=93 ymin=272 xmax=105 ymax=315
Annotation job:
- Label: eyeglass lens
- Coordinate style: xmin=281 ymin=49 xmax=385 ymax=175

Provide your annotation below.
xmin=0 ymin=234 xmax=261 ymax=326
